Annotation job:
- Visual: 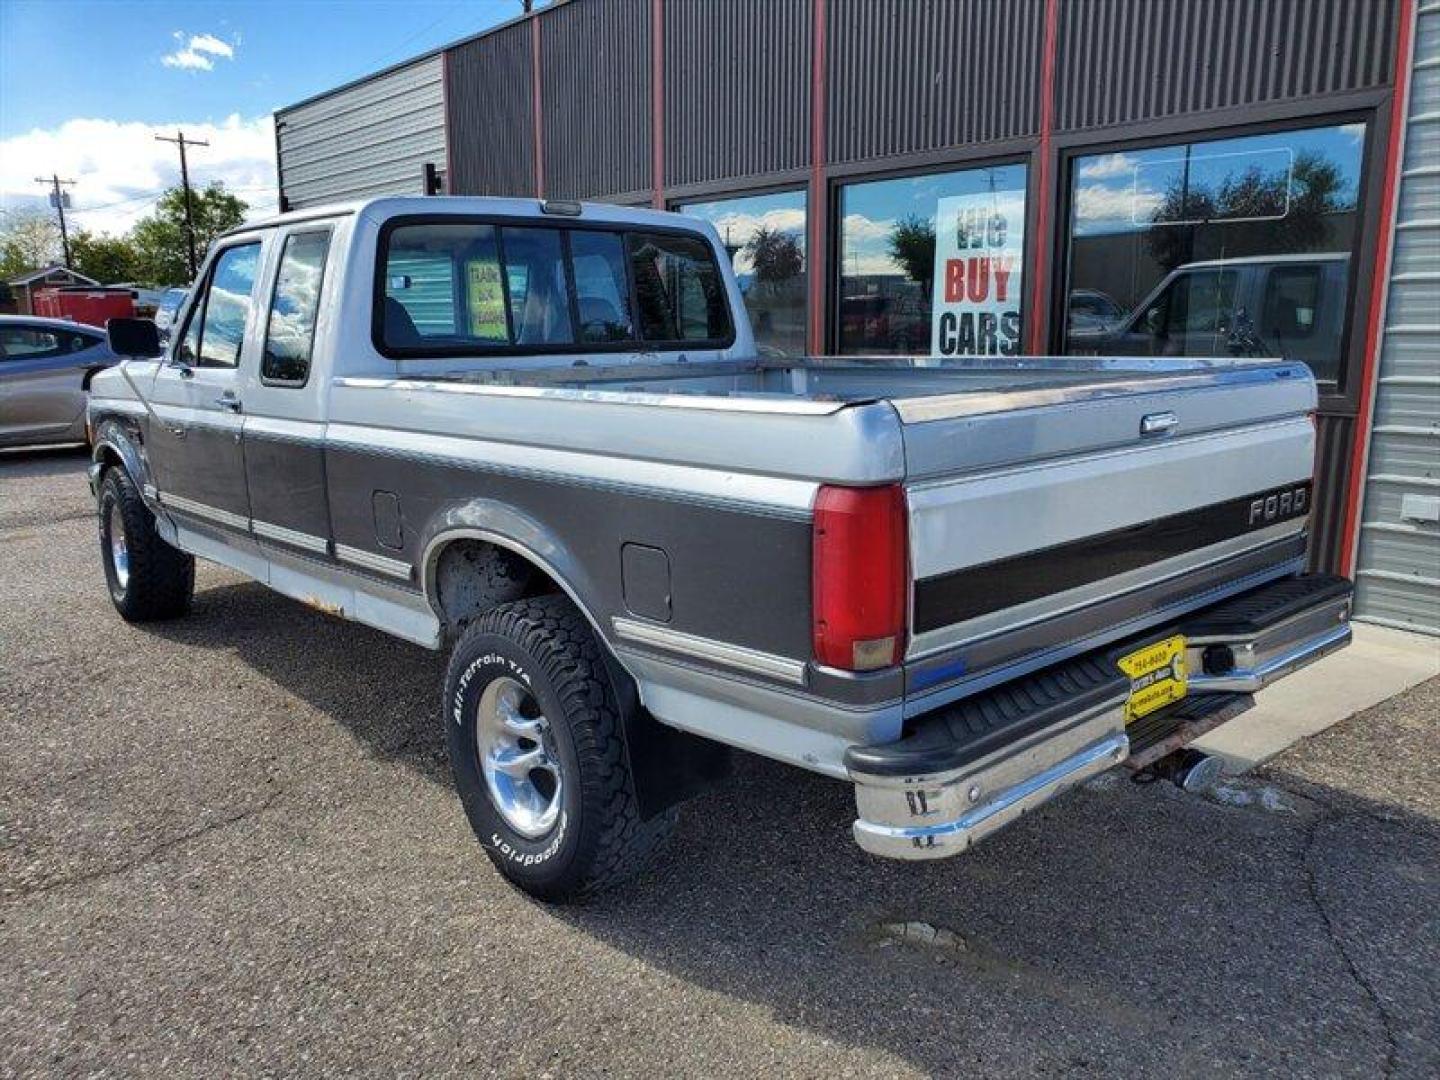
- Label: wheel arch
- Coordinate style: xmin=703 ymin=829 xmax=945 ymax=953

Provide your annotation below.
xmin=418 ymin=499 xmax=614 ymax=655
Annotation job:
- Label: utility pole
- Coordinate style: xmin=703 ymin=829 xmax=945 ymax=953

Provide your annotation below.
xmin=155 ymin=130 xmax=210 ymax=279
xmin=34 ymin=174 xmax=75 ymax=269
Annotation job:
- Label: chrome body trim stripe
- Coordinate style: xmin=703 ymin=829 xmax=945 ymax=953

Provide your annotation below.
xmin=334 ymin=374 xmax=850 ymax=416
xmin=889 ymin=361 xmax=1312 ymax=424
xmin=251 ymin=519 xmax=330 ymax=554
xmin=612 ymin=616 xmax=808 ymax=687
xmin=334 ymin=543 xmax=412 ymax=581
xmin=142 ymin=483 xmax=159 ymax=501
xmin=159 ymin=492 xmax=250 ymax=533
xmin=327 ymin=423 xmax=818 ymax=520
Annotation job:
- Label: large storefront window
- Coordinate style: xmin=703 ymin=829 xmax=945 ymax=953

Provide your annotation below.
xmin=838 ymin=163 xmax=1028 ymax=357
xmin=679 ymin=190 xmax=807 ymax=356
xmin=1063 ymin=122 xmax=1366 ymax=384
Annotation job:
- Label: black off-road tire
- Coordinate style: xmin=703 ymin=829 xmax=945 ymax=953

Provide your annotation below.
xmin=98 ymin=467 xmax=194 ymax=622
xmin=443 ymin=595 xmax=676 ymax=901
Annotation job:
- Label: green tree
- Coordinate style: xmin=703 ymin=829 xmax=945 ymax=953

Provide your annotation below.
xmin=0 ymin=208 xmax=62 ymax=279
xmin=130 ymin=183 xmax=249 ymax=286
xmin=887 ymin=214 xmax=936 ymax=291
xmin=743 ymin=226 xmax=804 ymax=286
xmin=70 ymin=229 xmax=142 ymax=284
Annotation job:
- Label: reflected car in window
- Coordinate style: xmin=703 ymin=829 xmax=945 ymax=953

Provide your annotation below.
xmin=0 ymin=315 xmax=121 ymax=447
xmin=1065 ymin=289 xmax=1126 ymax=334
xmin=1067 ymin=253 xmax=1350 ymax=382
xmin=153 ymin=287 xmax=189 ymax=342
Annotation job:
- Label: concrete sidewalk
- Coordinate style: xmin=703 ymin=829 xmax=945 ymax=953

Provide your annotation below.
xmin=1197 ymin=621 xmax=1440 ymax=773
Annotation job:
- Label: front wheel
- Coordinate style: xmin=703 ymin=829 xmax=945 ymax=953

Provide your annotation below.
xmin=98 ymin=467 xmax=194 ymax=621
xmin=443 ymin=595 xmax=675 ymax=901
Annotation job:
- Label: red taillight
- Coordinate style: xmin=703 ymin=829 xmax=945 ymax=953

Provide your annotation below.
xmin=812 ymin=483 xmax=908 ymax=672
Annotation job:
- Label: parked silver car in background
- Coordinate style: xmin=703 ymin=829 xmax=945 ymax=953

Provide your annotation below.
xmin=0 ymin=315 xmax=120 ymax=447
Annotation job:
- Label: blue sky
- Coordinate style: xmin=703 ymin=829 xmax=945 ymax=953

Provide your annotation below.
xmin=0 ymin=0 xmax=520 ymax=233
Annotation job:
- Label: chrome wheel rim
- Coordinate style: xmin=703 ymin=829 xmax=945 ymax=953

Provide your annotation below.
xmin=107 ymin=502 xmax=129 ymax=591
xmin=474 ymin=676 xmax=563 ymax=838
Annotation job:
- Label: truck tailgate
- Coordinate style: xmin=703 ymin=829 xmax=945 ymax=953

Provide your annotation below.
xmin=898 ymin=361 xmax=1318 ymax=701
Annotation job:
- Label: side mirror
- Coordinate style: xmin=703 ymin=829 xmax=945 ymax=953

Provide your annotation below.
xmin=107 ymin=317 xmax=162 ymax=359
xmin=1144 ymin=306 xmax=1164 ymax=335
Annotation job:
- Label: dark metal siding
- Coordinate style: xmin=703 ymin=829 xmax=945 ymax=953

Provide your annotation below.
xmin=1055 ymin=0 xmax=1400 ymax=133
xmin=826 ymin=0 xmax=1045 ymax=165
xmin=540 ymin=0 xmax=652 ymax=200
xmin=664 ymin=0 xmax=812 ymax=188
xmin=445 ymin=23 xmax=536 ymax=197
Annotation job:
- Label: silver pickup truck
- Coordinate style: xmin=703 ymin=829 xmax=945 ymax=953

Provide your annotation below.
xmin=88 ymin=197 xmax=1352 ymax=901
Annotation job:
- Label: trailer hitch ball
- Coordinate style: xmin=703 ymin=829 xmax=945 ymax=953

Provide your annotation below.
xmin=1150 ymin=749 xmax=1226 ymax=793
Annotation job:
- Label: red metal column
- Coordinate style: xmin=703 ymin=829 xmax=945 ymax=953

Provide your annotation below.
xmin=1339 ymin=0 xmax=1418 ymax=574
xmin=1024 ymin=0 xmax=1061 ymax=356
xmin=807 ymin=0 xmax=828 ymax=356
xmin=652 ymin=0 xmax=665 ymax=208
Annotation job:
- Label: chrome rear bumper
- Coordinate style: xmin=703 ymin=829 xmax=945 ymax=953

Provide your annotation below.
xmin=851 ymin=702 xmax=1128 ymax=860
xmin=847 ymin=573 xmax=1352 ymax=862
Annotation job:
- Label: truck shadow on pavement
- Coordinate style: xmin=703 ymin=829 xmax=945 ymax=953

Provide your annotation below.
xmin=152 ymin=579 xmax=1439 ymax=1077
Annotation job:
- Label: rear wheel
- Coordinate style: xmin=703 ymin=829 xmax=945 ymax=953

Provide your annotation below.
xmin=98 ymin=467 xmax=194 ymax=621
xmin=443 ymin=595 xmax=675 ymax=901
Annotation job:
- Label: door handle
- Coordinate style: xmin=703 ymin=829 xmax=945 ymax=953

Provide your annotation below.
xmin=215 ymin=392 xmax=243 ymax=414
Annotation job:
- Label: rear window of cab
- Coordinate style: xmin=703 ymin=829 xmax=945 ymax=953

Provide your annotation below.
xmin=375 ymin=218 xmax=734 ymax=357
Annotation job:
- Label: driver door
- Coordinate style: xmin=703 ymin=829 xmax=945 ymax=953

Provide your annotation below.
xmin=146 ymin=240 xmax=265 ymax=545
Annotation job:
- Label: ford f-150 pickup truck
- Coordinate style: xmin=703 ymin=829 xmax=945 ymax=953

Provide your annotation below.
xmin=88 ymin=197 xmax=1353 ymax=901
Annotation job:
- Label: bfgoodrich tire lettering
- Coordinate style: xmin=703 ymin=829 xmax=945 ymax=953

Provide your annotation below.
xmin=443 ymin=595 xmax=675 ymax=901
xmin=98 ymin=467 xmax=194 ymax=622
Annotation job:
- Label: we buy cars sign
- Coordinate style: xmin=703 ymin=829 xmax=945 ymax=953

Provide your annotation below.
xmin=929 ymin=189 xmax=1025 ymax=358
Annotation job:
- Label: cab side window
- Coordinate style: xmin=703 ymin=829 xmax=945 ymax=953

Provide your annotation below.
xmin=262 ymin=230 xmax=332 ymax=385
xmin=176 ymin=242 xmax=262 ymax=369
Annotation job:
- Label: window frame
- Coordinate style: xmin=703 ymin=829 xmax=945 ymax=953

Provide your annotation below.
xmin=259 ymin=226 xmax=334 ymax=388
xmin=828 ymin=154 xmax=1032 ymax=357
xmin=1052 ymin=109 xmax=1379 ymax=402
xmin=170 ymin=238 xmax=265 ymax=371
xmin=671 ymin=184 xmax=811 ymax=357
xmin=0 ymin=324 xmax=68 ymax=360
xmin=371 ymin=214 xmax=736 ymax=360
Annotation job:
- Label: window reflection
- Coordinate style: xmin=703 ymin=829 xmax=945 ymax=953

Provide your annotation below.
xmin=837 ymin=163 xmax=1027 ymax=358
xmin=1064 ymin=123 xmax=1365 ymax=383
xmin=679 ymin=190 xmax=807 ymax=356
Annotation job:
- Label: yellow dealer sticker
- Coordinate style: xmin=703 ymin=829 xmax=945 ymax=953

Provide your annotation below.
xmin=1118 ymin=635 xmax=1188 ymax=723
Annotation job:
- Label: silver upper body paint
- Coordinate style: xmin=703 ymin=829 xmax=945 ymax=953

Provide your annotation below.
xmin=85 ymin=196 xmax=1320 ymax=778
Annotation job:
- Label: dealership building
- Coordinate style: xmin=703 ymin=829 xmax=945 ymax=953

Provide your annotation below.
xmin=274 ymin=0 xmax=1438 ymax=634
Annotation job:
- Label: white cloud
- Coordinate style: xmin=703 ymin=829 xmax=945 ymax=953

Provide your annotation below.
xmin=0 ymin=115 xmax=277 ymax=237
xmin=1074 ymin=182 xmax=1162 ymax=233
xmin=1078 ymin=153 xmax=1140 ymax=180
xmin=163 ymin=31 xmax=237 ymax=71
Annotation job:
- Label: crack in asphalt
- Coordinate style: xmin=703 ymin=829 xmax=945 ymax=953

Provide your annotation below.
xmin=1299 ymin=808 xmax=1402 ymax=1078
xmin=2 ymin=787 xmax=285 ymax=904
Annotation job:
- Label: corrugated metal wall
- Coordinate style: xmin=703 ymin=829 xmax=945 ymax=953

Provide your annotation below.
xmin=1355 ymin=4 xmax=1440 ymax=633
xmin=446 ymin=23 xmax=535 ymax=197
xmin=540 ymin=0 xmax=652 ymax=201
xmin=664 ymin=0 xmax=811 ymax=188
xmin=827 ymin=0 xmax=1045 ymax=163
xmin=276 ymin=56 xmax=446 ymax=209
xmin=1054 ymin=0 xmax=1398 ymax=132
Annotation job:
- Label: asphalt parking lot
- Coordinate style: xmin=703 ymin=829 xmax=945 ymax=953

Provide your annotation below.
xmin=3 ymin=446 xmax=1438 ymax=1078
